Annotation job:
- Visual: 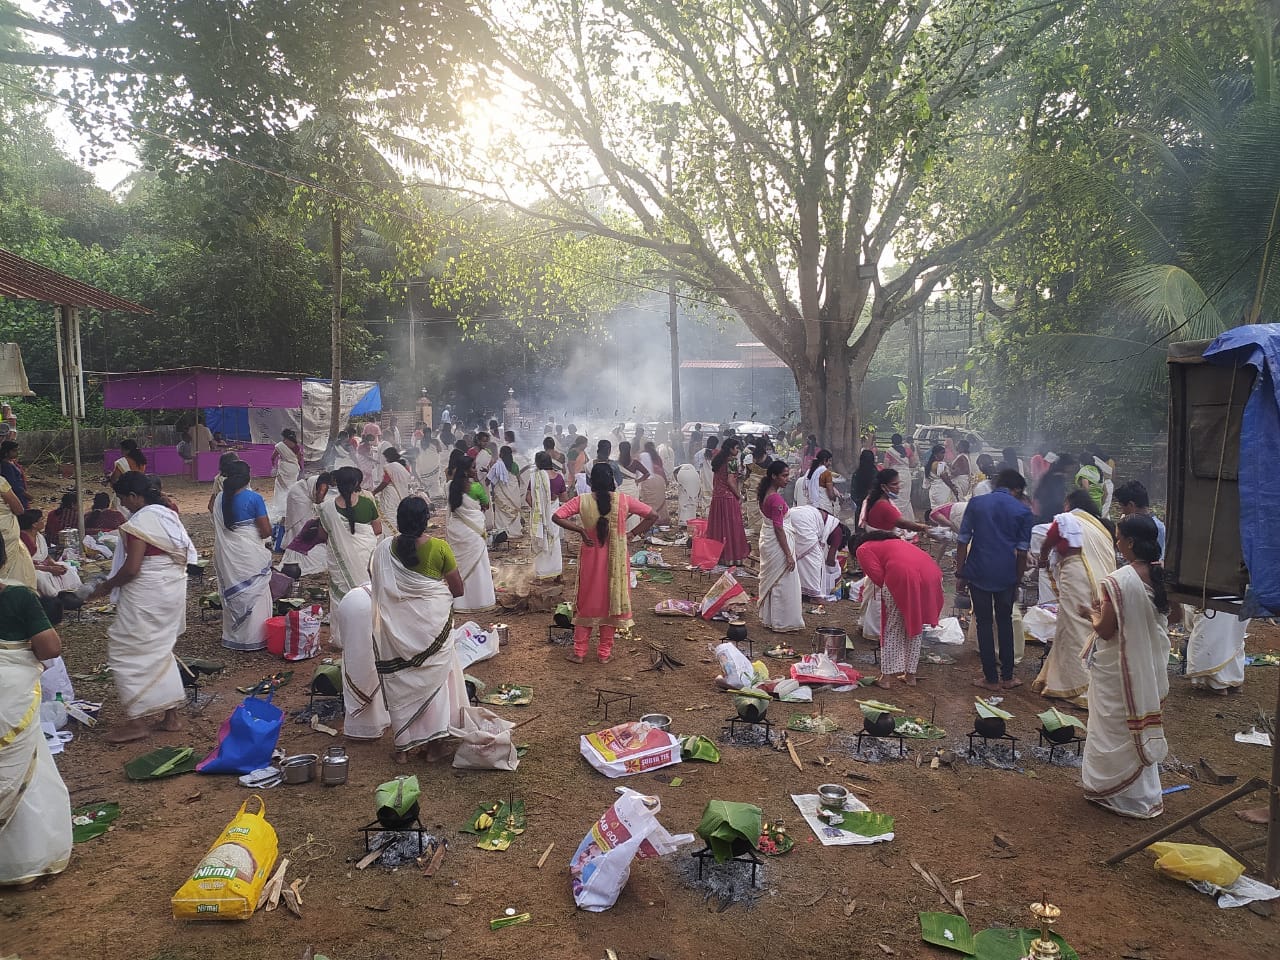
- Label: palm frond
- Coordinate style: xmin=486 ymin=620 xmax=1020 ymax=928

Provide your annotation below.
xmin=1024 ymin=332 xmax=1168 ymax=392
xmin=1111 ymin=263 xmax=1226 ymax=340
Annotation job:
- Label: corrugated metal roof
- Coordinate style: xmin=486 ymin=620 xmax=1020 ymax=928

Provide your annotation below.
xmin=0 ymin=247 xmax=151 ymax=313
xmin=681 ymin=357 xmax=787 ymax=370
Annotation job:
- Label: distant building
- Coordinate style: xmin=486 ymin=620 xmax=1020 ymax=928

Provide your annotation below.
xmin=680 ymin=342 xmax=799 ymax=426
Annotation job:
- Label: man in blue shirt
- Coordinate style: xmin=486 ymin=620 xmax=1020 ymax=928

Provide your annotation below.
xmin=956 ymin=470 xmax=1035 ymax=690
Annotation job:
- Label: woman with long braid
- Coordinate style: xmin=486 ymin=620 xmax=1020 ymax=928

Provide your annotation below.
xmin=212 ymin=460 xmax=273 ymax=651
xmin=317 ymin=466 xmax=382 ymax=648
xmin=445 ymin=455 xmax=496 ymax=614
xmin=553 ymin=463 xmax=656 ymax=663
xmin=369 ymin=496 xmax=466 ymax=762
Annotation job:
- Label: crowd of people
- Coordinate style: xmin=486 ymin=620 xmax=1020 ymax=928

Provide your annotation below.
xmin=0 ymin=404 xmax=1243 ymax=890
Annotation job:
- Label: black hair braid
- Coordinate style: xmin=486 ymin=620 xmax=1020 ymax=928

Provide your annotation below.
xmin=394 ymin=497 xmax=431 ymax=567
xmin=588 ymin=462 xmax=615 ymax=544
xmin=1119 ymin=514 xmax=1168 ymax=613
xmin=333 ymin=466 xmax=363 ymax=533
xmin=221 ymin=461 xmax=252 ymax=530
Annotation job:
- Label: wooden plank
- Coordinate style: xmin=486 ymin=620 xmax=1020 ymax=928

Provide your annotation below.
xmin=536 ymin=842 xmax=555 ymax=869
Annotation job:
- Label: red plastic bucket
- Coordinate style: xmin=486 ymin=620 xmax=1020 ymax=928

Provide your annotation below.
xmin=265 ymin=616 xmax=287 ymax=657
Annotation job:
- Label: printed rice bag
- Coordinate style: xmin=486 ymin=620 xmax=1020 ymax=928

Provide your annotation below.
xmin=172 ymin=796 xmax=278 ymax=920
xmin=580 ymin=720 xmax=682 ymax=778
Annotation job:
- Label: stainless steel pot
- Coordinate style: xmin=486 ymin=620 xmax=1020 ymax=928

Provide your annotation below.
xmin=281 ymin=753 xmax=318 ymax=784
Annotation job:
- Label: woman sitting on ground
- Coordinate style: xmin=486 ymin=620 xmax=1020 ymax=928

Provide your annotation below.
xmin=18 ymin=510 xmax=84 ymax=598
xmin=371 ymin=496 xmax=467 ymax=763
xmin=85 ymin=492 xmax=126 ymax=534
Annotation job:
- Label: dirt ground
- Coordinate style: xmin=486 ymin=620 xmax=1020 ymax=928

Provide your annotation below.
xmin=2 ymin=468 xmax=1276 ymax=960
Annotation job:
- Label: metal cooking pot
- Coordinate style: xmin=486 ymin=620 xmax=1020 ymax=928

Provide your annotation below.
xmin=640 ymin=713 xmax=672 ymax=732
xmin=281 ymin=753 xmax=318 ymax=784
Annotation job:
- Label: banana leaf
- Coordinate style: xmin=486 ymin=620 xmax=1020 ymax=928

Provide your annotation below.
xmin=696 ymin=800 xmax=762 ymax=861
xmin=919 ymin=912 xmax=976 ymax=955
xmin=375 ymin=775 xmax=420 ymax=817
xmin=975 ymin=698 xmax=1013 ymax=719
xmin=71 ymin=802 xmax=120 ymax=843
xmin=124 ymin=745 xmax=198 ymax=780
xmin=837 ymin=811 xmax=895 ymax=837
xmin=475 ymin=800 xmax=526 ymax=852
xmin=973 ymin=928 xmax=1078 ymax=960
xmin=679 ymin=735 xmax=721 ymax=763
xmin=1038 ymin=707 xmax=1085 ymax=732
xmin=857 ymin=699 xmax=905 ymax=717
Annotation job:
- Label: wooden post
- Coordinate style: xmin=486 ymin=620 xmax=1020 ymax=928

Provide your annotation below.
xmin=1104 ymin=777 xmax=1268 ymax=866
xmin=1266 ymin=672 xmax=1280 ymax=884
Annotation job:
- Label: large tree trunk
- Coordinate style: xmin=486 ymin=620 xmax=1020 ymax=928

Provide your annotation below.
xmin=794 ymin=348 xmax=858 ymax=472
xmin=329 ymin=212 xmax=343 ymax=441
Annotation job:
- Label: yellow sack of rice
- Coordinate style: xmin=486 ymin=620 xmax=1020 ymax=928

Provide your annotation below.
xmin=172 ymin=795 xmax=278 ymax=920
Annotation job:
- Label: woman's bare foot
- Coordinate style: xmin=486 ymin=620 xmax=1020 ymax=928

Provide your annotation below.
xmin=564 ymin=653 xmax=584 ymax=664
xmin=103 ymin=720 xmax=150 ymax=744
xmin=902 ymin=674 xmax=918 ymax=686
xmin=392 ymin=750 xmax=409 ymax=765
xmin=874 ymin=676 xmax=891 ymax=689
xmin=1237 ymin=805 xmax=1271 ymax=825
xmin=598 ymin=654 xmax=612 ymax=664
xmin=1001 ymin=677 xmax=1024 ymax=689
xmin=157 ymin=709 xmax=184 ymax=732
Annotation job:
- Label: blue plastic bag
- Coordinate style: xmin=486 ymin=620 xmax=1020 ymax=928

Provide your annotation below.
xmin=197 ymin=693 xmax=283 ymax=775
xmin=272 ymin=523 xmax=286 ymax=552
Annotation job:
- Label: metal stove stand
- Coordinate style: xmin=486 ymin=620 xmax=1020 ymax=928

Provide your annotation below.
xmin=360 ymin=817 xmax=429 ymax=856
xmin=1038 ymin=729 xmax=1085 ymax=761
xmin=692 ymin=842 xmax=763 ymax=886
xmin=967 ymin=730 xmax=1020 ymax=758
xmin=854 ymin=731 xmax=908 ymax=757
xmin=721 ymin=714 xmax=775 ymax=743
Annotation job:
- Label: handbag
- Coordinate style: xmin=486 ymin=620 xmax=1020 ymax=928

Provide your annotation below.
xmin=197 ymin=692 xmax=284 ymax=775
xmin=285 ymin=518 xmax=328 ymax=554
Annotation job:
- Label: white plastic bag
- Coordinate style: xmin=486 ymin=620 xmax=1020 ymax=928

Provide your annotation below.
xmin=448 ymin=706 xmax=518 ymax=770
xmin=452 ymin=621 xmax=500 ymax=669
xmin=715 ymin=641 xmax=755 ymax=689
xmin=924 ymin=616 xmax=966 ymax=645
xmin=1021 ymin=604 xmax=1058 ymax=645
xmin=571 ymin=788 xmax=694 ymax=912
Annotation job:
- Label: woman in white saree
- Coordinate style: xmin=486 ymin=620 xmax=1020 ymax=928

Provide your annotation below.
xmin=317 ymin=466 xmax=383 ymax=649
xmin=20 ymin=510 xmax=83 ymax=597
xmin=372 ymin=497 xmax=467 ymax=761
xmin=756 ymin=462 xmax=804 ymax=633
xmin=334 ymin=584 xmax=389 ymax=741
xmin=91 ymin=473 xmax=196 ymax=743
xmin=1186 ymin=608 xmax=1250 ymax=694
xmin=270 ymin=428 xmax=304 ymax=523
xmin=674 ymin=462 xmax=701 ymax=525
xmin=529 ymin=451 xmax=567 ymax=580
xmin=787 ymin=505 xmax=842 ymax=600
xmin=416 ymin=431 xmax=445 ymax=500
xmin=488 ymin=446 xmax=525 ymax=540
xmin=213 ymin=461 xmax=274 ymax=652
xmin=617 ymin=442 xmax=650 ymax=533
xmin=372 ymin=447 xmax=414 ymax=537
xmin=1082 ymin=514 xmax=1177 ymax=819
xmin=0 ymin=577 xmax=72 ymax=885
xmin=445 ymin=456 xmax=496 ymax=614
xmin=1032 ymin=489 xmax=1116 ymax=706
xmin=280 ymin=472 xmax=332 ymax=577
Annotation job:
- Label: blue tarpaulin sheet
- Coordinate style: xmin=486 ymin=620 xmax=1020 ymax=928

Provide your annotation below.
xmin=1203 ymin=324 xmax=1280 ymax=613
xmin=349 ymin=383 xmax=382 ymax=416
xmin=203 ymin=407 xmax=251 ymax=441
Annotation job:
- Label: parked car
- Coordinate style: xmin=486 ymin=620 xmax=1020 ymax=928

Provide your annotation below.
xmin=910 ymin=424 xmax=997 ymax=456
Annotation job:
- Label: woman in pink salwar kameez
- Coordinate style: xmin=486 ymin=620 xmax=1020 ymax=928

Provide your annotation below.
xmin=707 ymin=437 xmax=751 ymax=565
xmin=554 ymin=464 xmax=657 ymax=663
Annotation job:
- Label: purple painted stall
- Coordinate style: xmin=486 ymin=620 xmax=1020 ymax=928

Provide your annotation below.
xmin=102 ymin=368 xmax=305 ymax=481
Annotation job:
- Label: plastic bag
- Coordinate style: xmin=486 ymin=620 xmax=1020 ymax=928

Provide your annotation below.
xmin=580 ymin=720 xmax=682 ymax=778
xmin=690 ymin=536 xmax=725 ymax=570
xmin=171 ymin=796 xmax=278 ymax=920
xmin=715 ymin=641 xmax=755 ymax=689
xmin=923 ymin=616 xmax=966 ymax=645
xmin=699 ymin=571 xmax=746 ymax=620
xmin=448 ymin=706 xmax=518 ymax=770
xmin=282 ymin=604 xmax=323 ymax=661
xmin=453 ymin=621 xmax=500 ymax=670
xmin=1149 ymin=842 xmax=1246 ymax=886
xmin=570 ymin=788 xmax=694 ymax=912
xmin=654 ymin=599 xmax=698 ymax=617
xmin=197 ymin=694 xmax=283 ymax=775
